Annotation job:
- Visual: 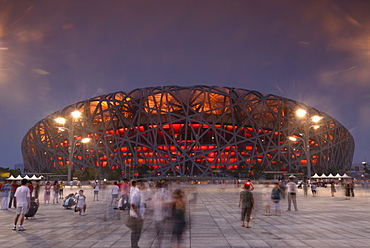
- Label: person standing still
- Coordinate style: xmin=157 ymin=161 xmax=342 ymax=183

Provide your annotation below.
xmin=34 ymin=181 xmax=40 ymax=200
xmin=1 ymin=180 xmax=12 ymax=210
xmin=9 ymin=181 xmax=18 ymax=209
xmin=59 ymin=181 xmax=65 ymax=199
xmin=286 ymin=177 xmax=298 ymax=211
xmin=271 ymin=183 xmax=282 ymax=215
xmin=239 ymin=184 xmax=254 ymax=228
xmin=111 ymin=181 xmax=119 ymax=209
xmin=93 ymin=180 xmax=100 ymax=201
xmin=13 ymin=179 xmax=31 ymax=231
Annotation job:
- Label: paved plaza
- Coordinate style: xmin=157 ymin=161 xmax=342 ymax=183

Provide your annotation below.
xmin=1 ymin=183 xmax=370 ymax=247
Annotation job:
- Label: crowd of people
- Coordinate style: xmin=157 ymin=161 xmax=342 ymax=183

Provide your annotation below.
xmin=0 ymin=175 xmax=362 ymax=247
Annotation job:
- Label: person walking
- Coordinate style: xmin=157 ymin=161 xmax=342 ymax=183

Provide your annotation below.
xmin=239 ymin=184 xmax=254 ymax=228
xmin=120 ymin=179 xmax=130 ymax=210
xmin=286 ymin=177 xmax=298 ymax=211
xmin=330 ymin=182 xmax=336 ymax=197
xmin=303 ymin=180 xmax=308 ymax=197
xmin=171 ymin=189 xmax=187 ymax=247
xmin=128 ymin=181 xmax=143 ymax=248
xmin=13 ymin=179 xmax=31 ymax=231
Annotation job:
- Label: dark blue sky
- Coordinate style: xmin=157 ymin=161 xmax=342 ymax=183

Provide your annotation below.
xmin=1 ymin=0 xmax=370 ymax=168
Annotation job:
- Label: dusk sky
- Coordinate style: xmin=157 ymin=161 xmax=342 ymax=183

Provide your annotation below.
xmin=1 ymin=0 xmax=370 ymax=168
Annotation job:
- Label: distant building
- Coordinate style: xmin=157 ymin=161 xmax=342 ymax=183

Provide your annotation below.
xmin=21 ymin=86 xmax=354 ymax=178
xmin=14 ymin=163 xmax=24 ymax=173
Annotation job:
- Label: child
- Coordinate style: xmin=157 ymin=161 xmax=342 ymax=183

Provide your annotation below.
xmin=75 ymin=190 xmax=87 ymax=216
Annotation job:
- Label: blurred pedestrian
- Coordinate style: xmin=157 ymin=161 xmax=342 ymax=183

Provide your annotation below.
xmin=120 ymin=179 xmax=130 ymax=210
xmin=128 ymin=180 xmax=143 ymax=248
xmin=1 ymin=180 xmax=12 ymax=210
xmin=311 ymin=182 xmax=317 ymax=196
xmin=271 ymin=183 xmax=282 ymax=215
xmin=111 ymin=181 xmax=119 ymax=209
xmin=171 ymin=189 xmax=187 ymax=247
xmin=152 ymin=181 xmax=167 ymax=248
xmin=239 ymin=184 xmax=254 ymax=228
xmin=8 ymin=181 xmax=18 ymax=209
xmin=330 ymin=182 xmax=336 ymax=197
xmin=303 ymin=180 xmax=308 ymax=197
xmin=34 ymin=181 xmax=40 ymax=199
xmin=262 ymin=183 xmax=271 ymax=215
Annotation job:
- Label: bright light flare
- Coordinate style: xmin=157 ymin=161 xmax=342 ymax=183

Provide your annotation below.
xmin=81 ymin=138 xmax=91 ymax=143
xmin=71 ymin=110 xmax=82 ymax=119
xmin=54 ymin=117 xmax=66 ymax=124
xmin=296 ymin=109 xmax=307 ymax=117
xmin=311 ymin=115 xmax=323 ymax=123
xmin=289 ymin=136 xmax=298 ymax=142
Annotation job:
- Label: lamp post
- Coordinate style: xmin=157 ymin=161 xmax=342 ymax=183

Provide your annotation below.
xmin=289 ymin=109 xmax=323 ymax=181
xmin=54 ymin=110 xmax=90 ymax=182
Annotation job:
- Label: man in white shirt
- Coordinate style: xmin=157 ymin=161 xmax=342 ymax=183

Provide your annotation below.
xmin=286 ymin=177 xmax=298 ymax=211
xmin=128 ymin=180 xmax=143 ymax=248
xmin=13 ymin=179 xmax=31 ymax=231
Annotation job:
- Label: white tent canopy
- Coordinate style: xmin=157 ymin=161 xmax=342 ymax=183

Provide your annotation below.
xmin=15 ymin=175 xmax=23 ymax=180
xmin=342 ymin=173 xmax=351 ymax=178
xmin=320 ymin=173 xmax=327 ymax=178
xmin=6 ymin=175 xmax=16 ymax=180
xmin=311 ymin=173 xmax=321 ymax=178
xmin=327 ymin=173 xmax=335 ymax=178
xmin=6 ymin=175 xmax=43 ymax=180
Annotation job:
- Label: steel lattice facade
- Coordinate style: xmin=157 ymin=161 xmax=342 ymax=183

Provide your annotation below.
xmin=22 ymin=85 xmax=354 ymax=177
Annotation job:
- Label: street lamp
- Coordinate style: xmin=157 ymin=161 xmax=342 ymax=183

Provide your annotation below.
xmin=288 ymin=109 xmax=323 ymax=181
xmin=54 ymin=110 xmax=90 ymax=182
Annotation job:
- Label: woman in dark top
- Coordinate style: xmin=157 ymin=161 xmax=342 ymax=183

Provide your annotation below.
xmin=239 ymin=184 xmax=254 ymax=228
xmin=172 ymin=189 xmax=186 ymax=248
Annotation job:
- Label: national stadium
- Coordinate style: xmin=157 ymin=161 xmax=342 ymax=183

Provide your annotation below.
xmin=21 ymin=86 xmax=354 ymax=179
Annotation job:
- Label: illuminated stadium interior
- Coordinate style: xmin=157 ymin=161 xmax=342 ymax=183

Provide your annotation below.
xmin=22 ymin=86 xmax=354 ymax=178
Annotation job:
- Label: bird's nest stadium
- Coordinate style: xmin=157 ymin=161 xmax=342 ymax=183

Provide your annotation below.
xmin=22 ymin=86 xmax=354 ymax=179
